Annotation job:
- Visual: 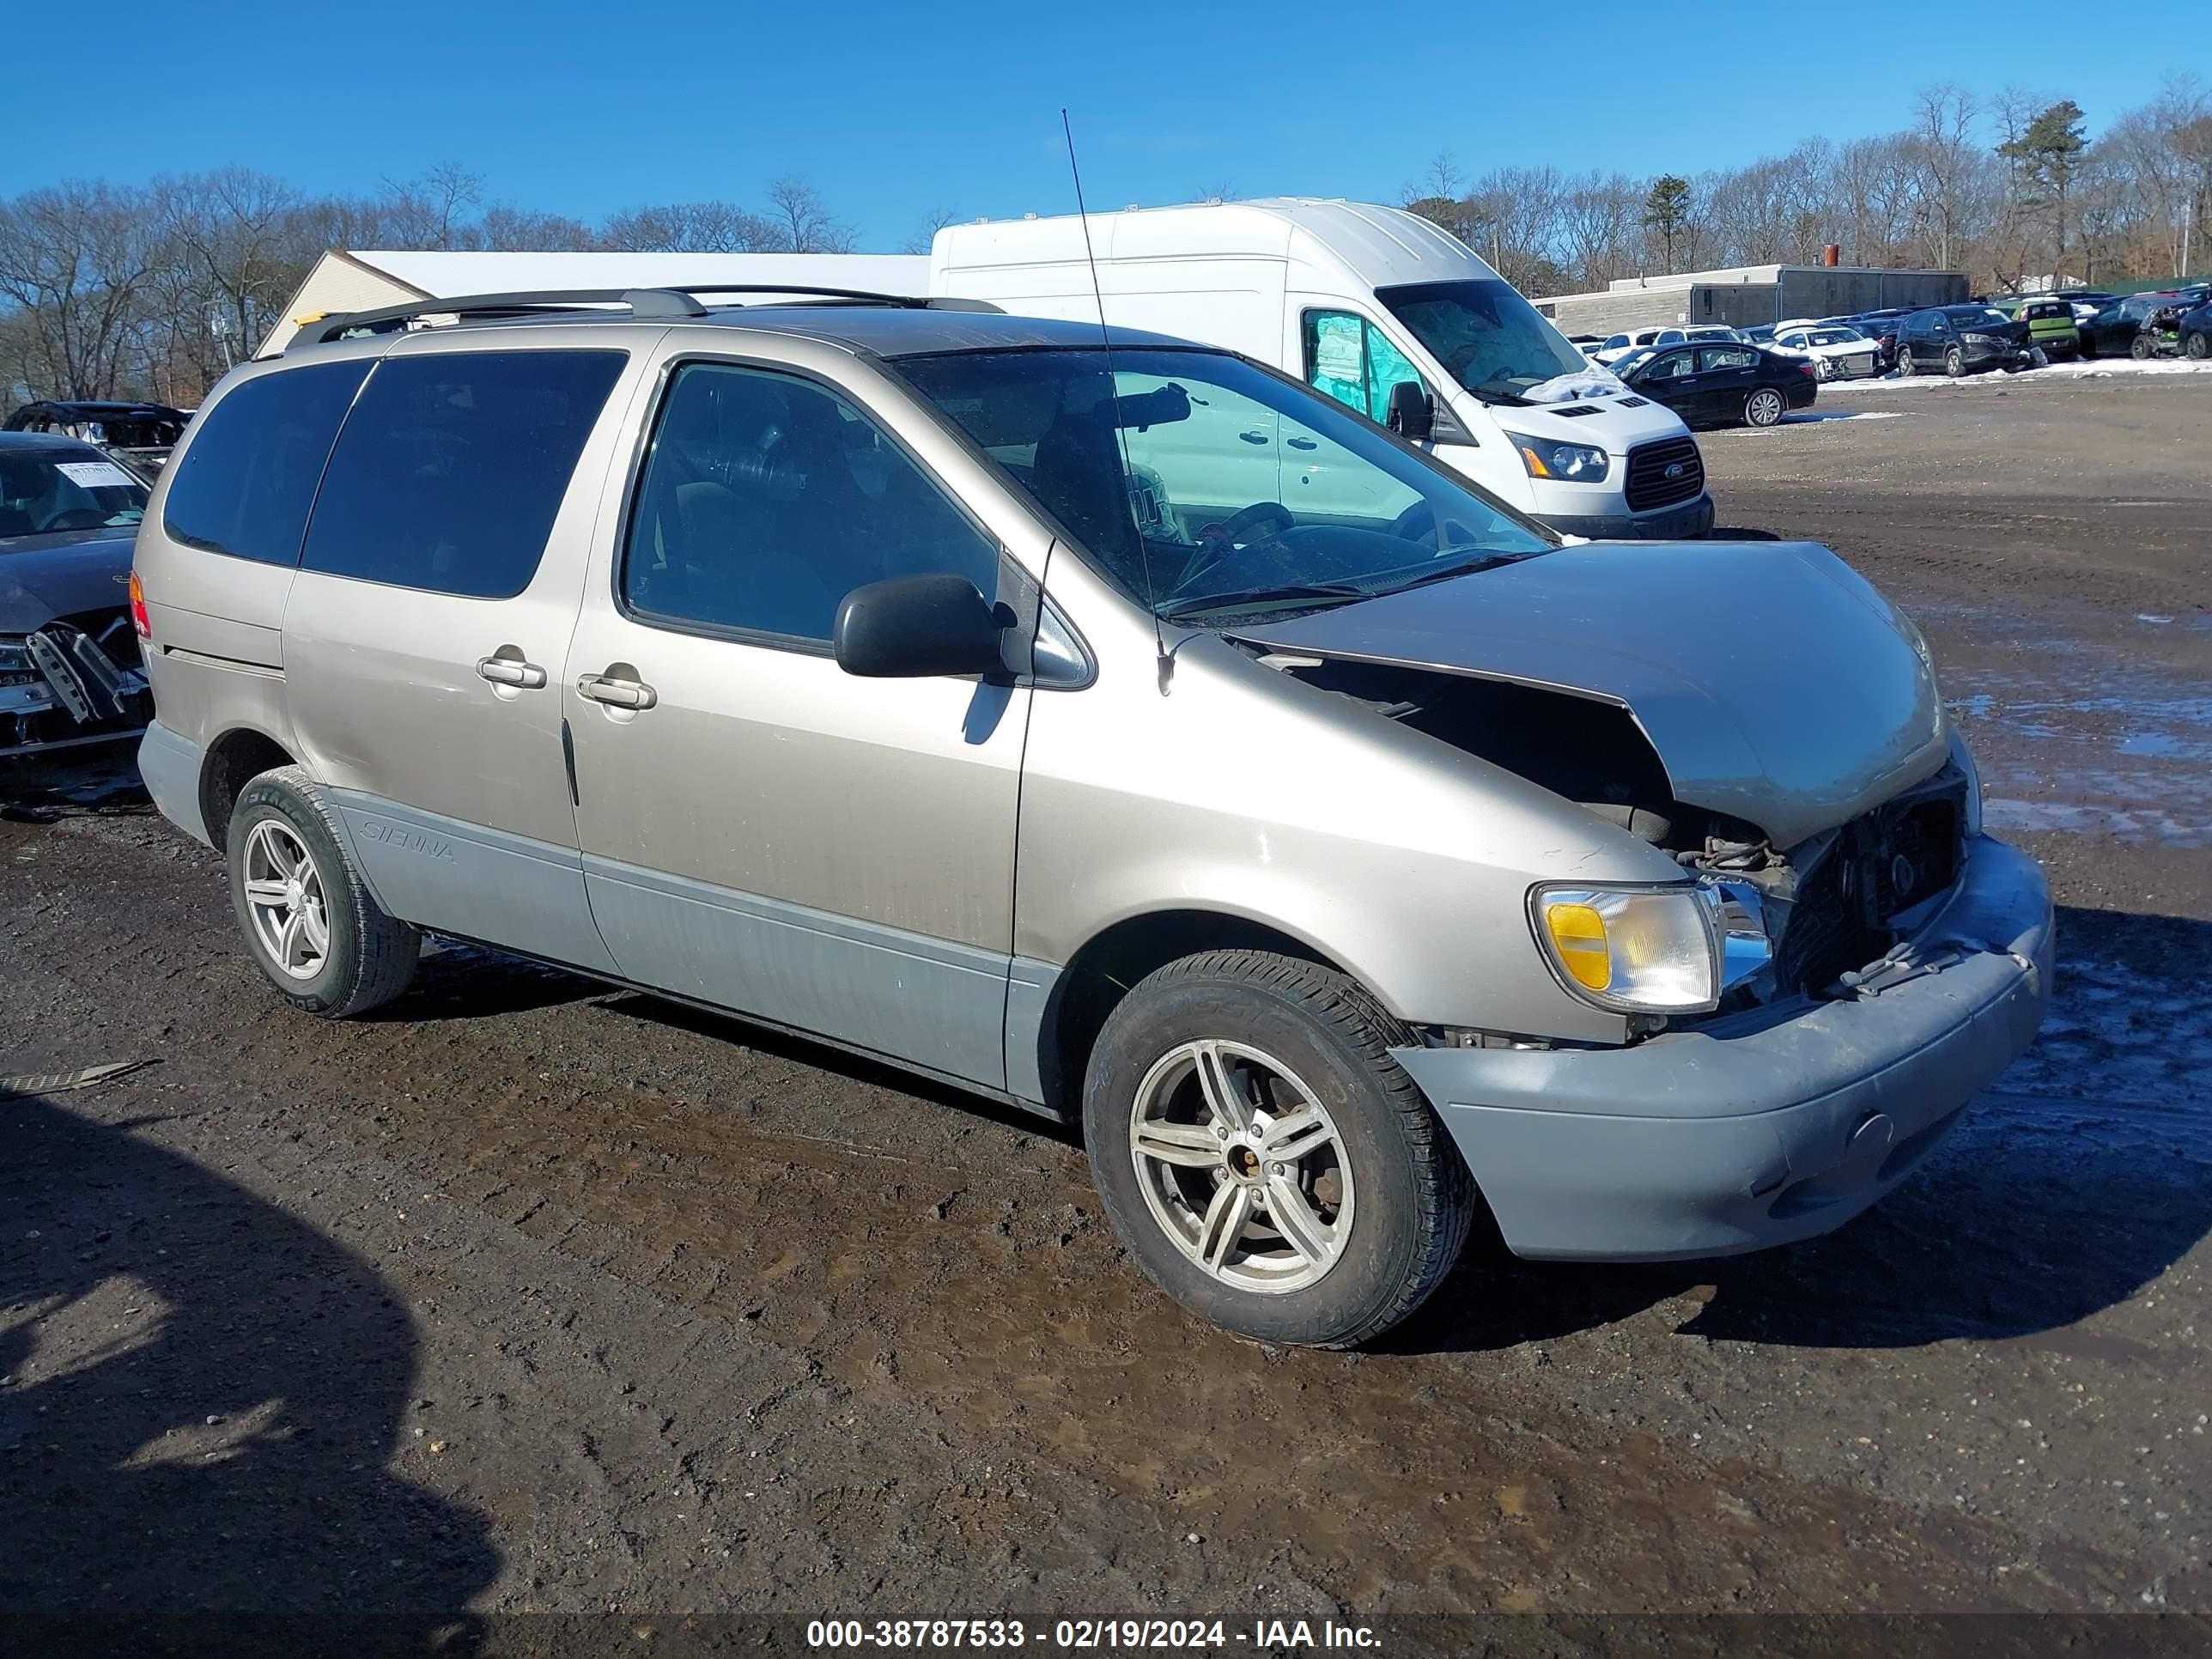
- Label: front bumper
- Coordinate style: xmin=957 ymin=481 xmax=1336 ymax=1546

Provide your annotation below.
xmin=1543 ymin=491 xmax=1715 ymax=541
xmin=1391 ymin=835 xmax=2052 ymax=1261
xmin=2 ymin=618 xmax=149 ymax=758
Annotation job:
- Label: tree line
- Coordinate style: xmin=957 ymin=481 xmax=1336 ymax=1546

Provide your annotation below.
xmin=0 ymin=166 xmax=873 ymax=407
xmin=1402 ymin=77 xmax=2212 ymax=299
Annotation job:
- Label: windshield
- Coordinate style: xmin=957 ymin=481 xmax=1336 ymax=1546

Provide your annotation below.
xmin=896 ymin=347 xmax=1550 ymax=622
xmin=1808 ymin=329 xmax=1863 ymax=345
xmin=0 ymin=447 xmax=148 ymax=541
xmin=1374 ymin=279 xmax=1588 ymax=402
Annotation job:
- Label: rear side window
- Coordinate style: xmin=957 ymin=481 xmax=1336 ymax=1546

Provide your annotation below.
xmin=161 ymin=361 xmax=368 ymax=565
xmin=300 ymin=349 xmax=624 ymax=599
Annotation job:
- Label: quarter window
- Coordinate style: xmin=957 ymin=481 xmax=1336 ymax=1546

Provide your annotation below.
xmin=299 ymin=350 xmax=624 ymax=599
xmin=161 ymin=361 xmax=368 ymax=566
xmin=622 ymin=362 xmax=1001 ymax=645
xmin=1302 ymin=310 xmax=1424 ymax=424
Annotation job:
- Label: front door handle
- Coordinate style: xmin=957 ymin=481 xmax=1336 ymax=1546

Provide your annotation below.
xmin=476 ymin=653 xmax=548 ymax=689
xmin=578 ymin=672 xmax=658 ymax=711
xmin=1238 ymin=429 xmax=1269 ymax=445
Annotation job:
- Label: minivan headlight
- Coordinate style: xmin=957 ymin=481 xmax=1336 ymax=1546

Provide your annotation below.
xmin=1505 ymin=434 xmax=1610 ymax=482
xmin=1529 ymin=884 xmax=1718 ymax=1013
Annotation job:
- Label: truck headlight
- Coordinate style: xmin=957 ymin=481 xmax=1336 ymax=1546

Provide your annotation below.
xmin=1530 ymin=883 xmax=1718 ymax=1013
xmin=1505 ymin=434 xmax=1610 ymax=483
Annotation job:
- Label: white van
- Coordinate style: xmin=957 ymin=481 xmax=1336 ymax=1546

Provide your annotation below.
xmin=930 ymin=198 xmax=1714 ymax=540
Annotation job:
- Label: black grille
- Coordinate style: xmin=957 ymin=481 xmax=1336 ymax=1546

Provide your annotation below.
xmin=1774 ymin=777 xmax=1968 ymax=997
xmin=1624 ymin=437 xmax=1705 ymax=512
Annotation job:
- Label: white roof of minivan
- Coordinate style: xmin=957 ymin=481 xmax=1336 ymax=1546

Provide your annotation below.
xmin=933 ymin=198 xmax=1499 ymax=291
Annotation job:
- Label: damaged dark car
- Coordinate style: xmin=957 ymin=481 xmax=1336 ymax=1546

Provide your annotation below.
xmin=0 ymin=432 xmax=153 ymax=758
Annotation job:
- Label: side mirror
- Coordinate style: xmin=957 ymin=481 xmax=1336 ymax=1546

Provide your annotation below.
xmin=1385 ymin=380 xmax=1434 ymax=442
xmin=833 ymin=573 xmax=1009 ymax=679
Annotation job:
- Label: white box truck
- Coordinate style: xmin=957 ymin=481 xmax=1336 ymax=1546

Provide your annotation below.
xmin=930 ymin=198 xmax=1715 ymax=540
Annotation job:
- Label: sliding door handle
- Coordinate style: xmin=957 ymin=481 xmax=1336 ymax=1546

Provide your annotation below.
xmin=476 ymin=653 xmax=548 ymax=689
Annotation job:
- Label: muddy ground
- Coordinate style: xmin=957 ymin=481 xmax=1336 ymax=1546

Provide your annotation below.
xmin=3 ymin=374 xmax=2209 ymax=1647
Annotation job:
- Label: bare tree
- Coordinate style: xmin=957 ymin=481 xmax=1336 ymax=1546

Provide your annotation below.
xmin=902 ymin=204 xmax=964 ymax=257
xmin=766 ymin=178 xmax=856 ymax=253
xmin=599 ymin=201 xmax=784 ymax=252
xmin=0 ymin=181 xmax=162 ymax=398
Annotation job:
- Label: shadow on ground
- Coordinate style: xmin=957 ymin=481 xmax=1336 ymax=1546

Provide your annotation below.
xmin=0 ymin=1085 xmax=499 ymax=1641
xmin=1390 ymin=903 xmax=2212 ymax=1356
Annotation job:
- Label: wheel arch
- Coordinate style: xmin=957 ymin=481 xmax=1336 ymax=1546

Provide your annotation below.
xmin=1028 ymin=906 xmax=1366 ymax=1121
xmin=198 ymin=726 xmax=298 ymax=854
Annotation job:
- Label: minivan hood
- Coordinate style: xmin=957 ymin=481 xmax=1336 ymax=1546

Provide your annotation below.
xmin=1238 ymin=540 xmax=1948 ymax=848
xmin=0 ymin=530 xmax=137 ymax=632
xmin=1450 ymin=388 xmax=1689 ymax=453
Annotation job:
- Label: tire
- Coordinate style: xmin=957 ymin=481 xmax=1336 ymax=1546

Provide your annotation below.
xmin=1744 ymin=386 xmax=1786 ymax=428
xmin=1083 ymin=950 xmax=1474 ymax=1348
xmin=1943 ymin=346 xmax=1966 ymax=378
xmin=1894 ymin=347 xmax=1917 ymax=377
xmin=228 ymin=766 xmax=418 ymax=1018
xmin=2187 ymin=331 xmax=2209 ymax=361
xmin=2130 ymin=333 xmax=2157 ymax=361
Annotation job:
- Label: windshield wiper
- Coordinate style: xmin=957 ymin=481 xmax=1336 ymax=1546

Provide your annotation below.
xmin=1160 ymin=581 xmax=1373 ymax=621
xmin=1462 ymin=382 xmax=1534 ymax=407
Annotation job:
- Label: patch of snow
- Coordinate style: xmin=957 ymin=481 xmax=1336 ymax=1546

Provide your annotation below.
xmin=1824 ymin=357 xmax=2212 ymax=392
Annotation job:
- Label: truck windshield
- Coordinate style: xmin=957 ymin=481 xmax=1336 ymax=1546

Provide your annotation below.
xmin=895 ymin=346 xmax=1550 ymax=622
xmin=1375 ymin=279 xmax=1591 ymax=403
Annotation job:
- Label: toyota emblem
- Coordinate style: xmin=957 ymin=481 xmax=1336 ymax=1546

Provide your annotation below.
xmin=1664 ymin=461 xmax=1686 ymax=479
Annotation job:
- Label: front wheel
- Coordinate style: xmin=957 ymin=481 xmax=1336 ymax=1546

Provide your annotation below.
xmin=1744 ymin=386 xmax=1787 ymax=428
xmin=1895 ymin=347 xmax=1917 ymax=378
xmin=1083 ymin=951 xmax=1474 ymax=1348
xmin=2130 ymin=333 xmax=2158 ymax=361
xmin=1944 ymin=346 xmax=1967 ymax=378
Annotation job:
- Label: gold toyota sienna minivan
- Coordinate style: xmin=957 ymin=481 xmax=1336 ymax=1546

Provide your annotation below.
xmin=132 ymin=287 xmax=2051 ymax=1346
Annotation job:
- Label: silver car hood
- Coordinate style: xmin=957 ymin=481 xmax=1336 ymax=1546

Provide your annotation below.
xmin=1238 ymin=539 xmax=1948 ymax=848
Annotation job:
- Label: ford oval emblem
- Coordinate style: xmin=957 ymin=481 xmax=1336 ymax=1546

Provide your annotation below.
xmin=1664 ymin=461 xmax=1686 ymax=479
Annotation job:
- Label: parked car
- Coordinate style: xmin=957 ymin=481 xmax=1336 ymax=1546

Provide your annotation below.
xmin=0 ymin=432 xmax=154 ymax=757
xmin=2179 ymin=301 xmax=2212 ymax=360
xmin=1846 ymin=315 xmax=1905 ymax=371
xmin=4 ymin=399 xmax=191 ymax=475
xmin=132 ymin=287 xmax=2050 ymax=1349
xmin=1610 ymin=341 xmax=1818 ymax=427
xmin=1769 ymin=324 xmax=1884 ymax=380
xmin=1680 ymin=325 xmax=1746 ymax=343
xmin=1741 ymin=323 xmax=1778 ymax=345
xmin=2000 ymin=297 xmax=2081 ymax=359
xmin=1893 ymin=307 xmax=2037 ymax=376
xmin=2078 ymin=289 xmax=2209 ymax=358
xmin=2123 ymin=296 xmax=2202 ymax=359
xmin=1591 ymin=326 xmax=1688 ymax=363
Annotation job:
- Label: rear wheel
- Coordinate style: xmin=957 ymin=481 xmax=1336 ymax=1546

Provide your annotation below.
xmin=1744 ymin=386 xmax=1786 ymax=428
xmin=2187 ymin=331 xmax=2210 ymax=361
xmin=228 ymin=768 xmax=418 ymax=1018
xmin=1083 ymin=951 xmax=1473 ymax=1348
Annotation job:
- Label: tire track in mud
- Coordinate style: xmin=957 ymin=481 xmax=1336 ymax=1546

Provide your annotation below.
xmin=3 ymin=809 xmax=2180 ymax=1613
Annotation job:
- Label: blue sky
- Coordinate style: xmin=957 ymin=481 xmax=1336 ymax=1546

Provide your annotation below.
xmin=6 ymin=0 xmax=2193 ymax=248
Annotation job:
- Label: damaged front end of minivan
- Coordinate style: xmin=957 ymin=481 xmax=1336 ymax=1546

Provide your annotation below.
xmin=1233 ymin=537 xmax=2051 ymax=1261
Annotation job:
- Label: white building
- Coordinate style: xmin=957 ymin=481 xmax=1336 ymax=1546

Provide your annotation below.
xmin=260 ymin=249 xmax=931 ymax=357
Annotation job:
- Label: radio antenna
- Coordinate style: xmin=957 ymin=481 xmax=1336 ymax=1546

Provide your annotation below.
xmin=1062 ymin=108 xmax=1172 ymax=692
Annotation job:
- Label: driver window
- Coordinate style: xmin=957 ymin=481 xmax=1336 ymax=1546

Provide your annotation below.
xmin=622 ymin=362 xmax=1001 ymax=645
xmin=1645 ymin=351 xmax=1695 ymax=380
xmin=1301 ymin=310 xmax=1425 ymax=425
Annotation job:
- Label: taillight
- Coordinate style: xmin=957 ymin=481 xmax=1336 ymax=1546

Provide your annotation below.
xmin=129 ymin=568 xmax=152 ymax=641
xmin=1797 ymin=362 xmax=1817 ymax=377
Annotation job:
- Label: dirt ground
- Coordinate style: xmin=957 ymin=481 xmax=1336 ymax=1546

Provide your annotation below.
xmin=3 ymin=374 xmax=2209 ymax=1650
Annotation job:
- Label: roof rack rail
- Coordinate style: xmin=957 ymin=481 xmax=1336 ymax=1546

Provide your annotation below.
xmin=295 ymin=285 xmax=1001 ymax=350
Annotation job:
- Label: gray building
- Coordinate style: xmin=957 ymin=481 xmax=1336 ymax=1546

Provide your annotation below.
xmin=1537 ymin=264 xmax=1971 ymax=337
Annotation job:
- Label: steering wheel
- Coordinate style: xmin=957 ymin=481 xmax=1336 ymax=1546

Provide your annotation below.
xmin=1209 ymin=501 xmax=1296 ymax=547
xmin=1389 ymin=500 xmax=1486 ymax=552
xmin=1167 ymin=501 xmax=1297 ymax=604
xmin=42 ymin=507 xmax=110 ymax=532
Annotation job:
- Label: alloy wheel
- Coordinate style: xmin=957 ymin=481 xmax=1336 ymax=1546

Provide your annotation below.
xmin=1127 ymin=1039 xmax=1354 ymax=1294
xmin=241 ymin=818 xmax=331 ymax=981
